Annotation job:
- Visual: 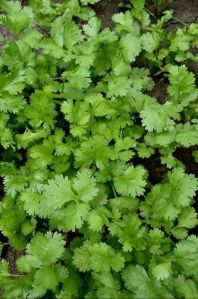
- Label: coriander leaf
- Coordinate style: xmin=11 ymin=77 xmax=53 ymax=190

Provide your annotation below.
xmin=113 ymin=165 xmax=147 ymax=197
xmin=141 ymin=32 xmax=161 ymax=53
xmin=152 ymin=262 xmax=172 ymax=280
xmin=140 ymin=98 xmax=179 ymax=133
xmin=174 ymin=236 xmax=198 ymax=277
xmin=73 ymin=169 xmax=98 ymax=202
xmin=120 ymin=33 xmax=141 ymax=62
xmin=17 ymin=232 xmax=65 ymax=270
xmin=83 ymin=17 xmax=101 ymax=37
xmin=0 ymin=0 xmax=34 ymax=33
xmin=0 ymin=94 xmax=25 ymax=113
xmin=73 ymin=241 xmax=125 ymax=272
xmin=122 ymin=265 xmax=150 ymax=290
xmin=75 ymin=135 xmax=111 ymax=168
xmin=50 ymin=202 xmax=90 ymax=232
xmin=43 ymin=175 xmax=73 ymax=210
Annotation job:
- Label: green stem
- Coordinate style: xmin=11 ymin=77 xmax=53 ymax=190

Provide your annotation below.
xmin=54 ymin=99 xmax=62 ymax=104
xmin=2 ymin=242 xmax=9 ymax=247
xmin=172 ymin=17 xmax=187 ymax=26
xmin=112 ymin=185 xmax=118 ymax=198
xmin=51 ymin=93 xmax=65 ymax=98
xmin=0 ymin=273 xmax=23 ymax=277
xmin=153 ymin=69 xmax=164 ymax=77
xmin=145 ymin=8 xmax=157 ymax=19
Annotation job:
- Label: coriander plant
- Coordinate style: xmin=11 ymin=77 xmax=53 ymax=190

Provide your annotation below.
xmin=0 ymin=0 xmax=198 ymax=298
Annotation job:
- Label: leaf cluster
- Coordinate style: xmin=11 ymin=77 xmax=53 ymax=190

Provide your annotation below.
xmin=0 ymin=0 xmax=198 ymax=298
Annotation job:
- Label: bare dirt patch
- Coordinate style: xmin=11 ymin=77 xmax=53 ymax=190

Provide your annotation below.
xmin=169 ymin=0 xmax=198 ymax=24
xmin=5 ymin=247 xmax=24 ymax=276
xmin=149 ymin=78 xmax=169 ymax=104
xmin=94 ymin=0 xmax=120 ymax=28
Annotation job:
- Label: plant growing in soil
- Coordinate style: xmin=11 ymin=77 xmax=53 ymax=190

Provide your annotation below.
xmin=0 ymin=0 xmax=198 ymax=298
xmin=150 ymin=0 xmax=170 ymax=15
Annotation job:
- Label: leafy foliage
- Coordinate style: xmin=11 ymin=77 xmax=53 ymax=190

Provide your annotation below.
xmin=0 ymin=0 xmax=198 ymax=298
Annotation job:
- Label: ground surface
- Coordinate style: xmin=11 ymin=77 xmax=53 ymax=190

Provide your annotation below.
xmin=170 ymin=0 xmax=198 ymax=24
xmin=94 ymin=0 xmax=198 ymax=28
xmin=0 ymin=0 xmax=198 ymax=274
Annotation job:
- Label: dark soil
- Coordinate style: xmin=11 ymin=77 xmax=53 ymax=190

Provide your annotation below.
xmin=169 ymin=0 xmax=198 ymax=24
xmin=4 ymin=247 xmax=24 ymax=276
xmin=93 ymin=0 xmax=198 ymax=29
xmin=149 ymin=78 xmax=169 ymax=104
xmin=144 ymin=157 xmax=168 ymax=184
xmin=174 ymin=146 xmax=198 ymax=177
xmin=0 ymin=25 xmax=14 ymax=47
xmin=94 ymin=0 xmax=120 ymax=28
xmin=186 ymin=48 xmax=198 ymax=82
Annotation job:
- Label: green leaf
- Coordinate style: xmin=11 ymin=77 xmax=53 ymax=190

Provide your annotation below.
xmin=166 ymin=168 xmax=198 ymax=207
xmin=152 ymin=262 xmax=172 ymax=280
xmin=87 ymin=207 xmax=111 ymax=232
xmin=177 ymin=208 xmax=198 ymax=229
xmin=0 ymin=0 xmax=34 ymax=33
xmin=73 ymin=241 xmax=125 ymax=272
xmin=140 ymin=98 xmax=179 ymax=133
xmin=120 ymin=33 xmax=141 ymax=62
xmin=83 ymin=17 xmax=101 ymax=37
xmin=0 ymin=0 xmax=198 ymax=297
xmin=50 ymin=202 xmax=90 ymax=232
xmin=43 ymin=175 xmax=73 ymax=210
xmin=122 ymin=265 xmax=149 ymax=290
xmin=33 ymin=266 xmax=59 ymax=292
xmin=51 ymin=17 xmax=64 ymax=47
xmin=114 ymin=165 xmax=147 ymax=197
xmin=20 ymin=190 xmax=44 ymax=216
xmin=75 ymin=136 xmax=111 ymax=168
xmin=29 ymin=232 xmax=65 ymax=264
xmin=174 ymin=236 xmax=198 ymax=277
xmin=168 ymin=65 xmax=197 ymax=108
xmin=63 ymin=20 xmax=83 ymax=48
xmin=0 ymin=94 xmax=25 ymax=113
xmin=73 ymin=169 xmax=98 ymax=202
xmin=108 ymin=213 xmax=146 ymax=252
xmin=175 ymin=276 xmax=198 ymax=299
xmin=107 ymin=75 xmax=132 ymax=97
xmin=170 ymin=29 xmax=190 ymax=52
xmin=112 ymin=11 xmax=134 ymax=34
xmin=176 ymin=123 xmax=198 ymax=147
xmin=141 ymin=32 xmax=161 ymax=53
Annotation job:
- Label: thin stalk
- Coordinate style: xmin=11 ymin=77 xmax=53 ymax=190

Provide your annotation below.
xmin=172 ymin=17 xmax=187 ymax=26
xmin=0 ymin=273 xmax=23 ymax=277
xmin=145 ymin=8 xmax=157 ymax=19
xmin=112 ymin=185 xmax=118 ymax=198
